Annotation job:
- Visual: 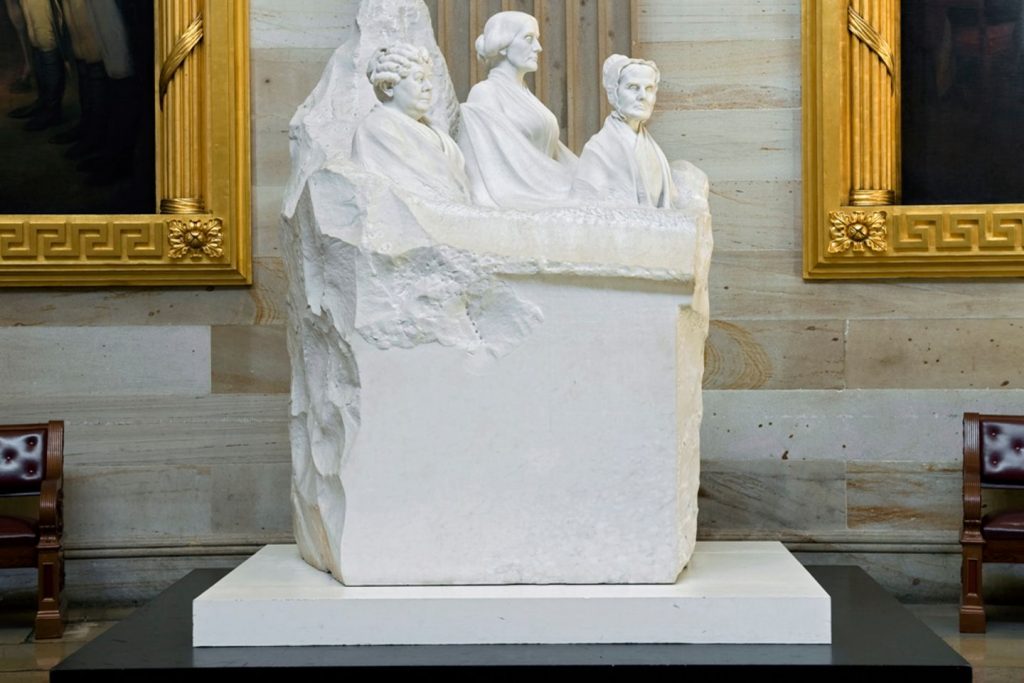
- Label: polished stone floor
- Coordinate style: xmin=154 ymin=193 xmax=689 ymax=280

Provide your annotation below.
xmin=0 ymin=608 xmax=129 ymax=683
xmin=0 ymin=604 xmax=1022 ymax=682
xmin=905 ymin=604 xmax=1024 ymax=683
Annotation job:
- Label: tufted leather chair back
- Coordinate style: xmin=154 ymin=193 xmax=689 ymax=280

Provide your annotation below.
xmin=979 ymin=416 xmax=1024 ymax=488
xmin=0 ymin=426 xmax=47 ymax=496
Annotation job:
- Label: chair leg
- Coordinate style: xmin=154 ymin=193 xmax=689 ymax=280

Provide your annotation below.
xmin=959 ymin=543 xmax=986 ymax=633
xmin=34 ymin=546 xmax=65 ymax=639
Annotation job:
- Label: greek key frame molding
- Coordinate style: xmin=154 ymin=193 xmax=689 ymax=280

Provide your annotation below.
xmin=802 ymin=1 xmax=1024 ymax=279
xmin=0 ymin=0 xmax=251 ymax=286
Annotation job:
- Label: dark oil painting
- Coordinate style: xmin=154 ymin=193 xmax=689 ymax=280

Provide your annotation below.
xmin=0 ymin=0 xmax=154 ymax=214
xmin=902 ymin=0 xmax=1024 ymax=205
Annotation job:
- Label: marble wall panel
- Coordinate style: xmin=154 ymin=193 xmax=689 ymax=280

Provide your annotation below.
xmin=703 ymin=319 xmax=844 ymax=390
xmin=637 ymin=0 xmax=800 ymax=43
xmin=249 ymin=47 xmax=336 ymax=194
xmin=57 ymin=556 xmax=245 ymax=606
xmin=846 ymin=462 xmax=962 ymax=531
xmin=698 ymin=460 xmax=847 ymax=532
xmin=248 ymin=258 xmax=289 ymax=325
xmin=251 ymin=48 xmax=336 ymax=123
xmin=0 ymin=395 xmax=289 ymax=467
xmin=0 ymin=259 xmax=287 ymax=327
xmin=650 ymin=109 xmax=800 ymax=183
xmin=0 ymin=327 xmax=210 ymax=396
xmin=64 ymin=464 xmax=213 ymax=545
xmin=253 ymin=185 xmax=285 ymax=258
xmin=249 ymin=45 xmax=334 ymax=261
xmin=64 ymin=462 xmax=291 ymax=547
xmin=211 ymin=325 xmax=290 ymax=394
xmin=641 ymin=39 xmax=800 ymax=111
xmin=250 ymin=0 xmax=358 ymax=49
xmin=847 ymin=319 xmax=1024 ymax=390
xmin=707 ymin=180 xmax=801 ymax=252
xmin=702 ymin=389 xmax=1024 ymax=462
xmin=709 ymin=251 xmax=1024 ymax=320
xmin=210 ymin=463 xmax=292 ymax=537
xmin=252 ymin=115 xmax=293 ymax=189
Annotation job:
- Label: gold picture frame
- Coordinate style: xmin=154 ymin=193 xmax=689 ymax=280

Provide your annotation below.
xmin=803 ymin=1 xmax=1024 ymax=279
xmin=0 ymin=0 xmax=250 ymax=287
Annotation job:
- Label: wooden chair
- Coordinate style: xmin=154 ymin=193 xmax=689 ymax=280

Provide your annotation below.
xmin=0 ymin=421 xmax=65 ymax=638
xmin=960 ymin=412 xmax=1024 ymax=632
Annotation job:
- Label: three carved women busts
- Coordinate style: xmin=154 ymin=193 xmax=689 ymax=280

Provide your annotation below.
xmin=353 ymin=18 xmax=682 ymax=211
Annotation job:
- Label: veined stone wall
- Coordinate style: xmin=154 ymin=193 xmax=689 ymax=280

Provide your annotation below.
xmin=641 ymin=0 xmax=1024 ymax=601
xmin=1 ymin=0 xmax=1021 ymax=604
xmin=0 ymin=0 xmax=357 ymax=605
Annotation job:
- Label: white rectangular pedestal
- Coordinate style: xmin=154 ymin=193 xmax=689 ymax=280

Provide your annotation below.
xmin=193 ymin=542 xmax=831 ymax=646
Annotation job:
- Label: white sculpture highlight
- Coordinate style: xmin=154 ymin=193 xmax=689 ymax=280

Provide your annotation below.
xmin=282 ymin=0 xmax=712 ymax=586
xmin=352 ymin=43 xmax=471 ymax=202
xmin=573 ymin=55 xmax=678 ymax=208
xmin=457 ymin=11 xmax=578 ymax=208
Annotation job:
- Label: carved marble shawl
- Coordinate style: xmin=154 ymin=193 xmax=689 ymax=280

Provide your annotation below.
xmin=573 ymin=114 xmax=677 ymax=209
xmin=352 ymin=104 xmax=471 ymax=202
xmin=458 ymin=69 xmax=578 ymax=208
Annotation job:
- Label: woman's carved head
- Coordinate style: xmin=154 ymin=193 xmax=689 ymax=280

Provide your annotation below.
xmin=367 ymin=43 xmax=434 ymax=118
xmin=602 ymin=54 xmax=660 ymax=124
xmin=475 ymin=11 xmax=541 ymax=72
xmin=367 ymin=43 xmax=431 ymax=93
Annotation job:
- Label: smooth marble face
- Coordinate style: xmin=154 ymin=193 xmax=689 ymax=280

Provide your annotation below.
xmin=615 ymin=64 xmax=658 ymax=125
xmin=501 ymin=23 xmax=542 ymax=73
xmin=384 ymin=63 xmax=434 ymax=120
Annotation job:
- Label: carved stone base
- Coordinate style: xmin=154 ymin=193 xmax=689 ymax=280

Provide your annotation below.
xmin=193 ymin=543 xmax=831 ymax=646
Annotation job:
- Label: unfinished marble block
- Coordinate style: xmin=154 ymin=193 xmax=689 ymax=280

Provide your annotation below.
xmin=280 ymin=0 xmax=712 ymax=585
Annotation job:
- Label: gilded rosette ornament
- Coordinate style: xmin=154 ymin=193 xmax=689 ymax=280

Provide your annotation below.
xmin=167 ymin=218 xmax=224 ymax=259
xmin=828 ymin=210 xmax=887 ymax=254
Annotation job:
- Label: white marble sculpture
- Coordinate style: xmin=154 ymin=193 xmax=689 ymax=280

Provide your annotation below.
xmin=573 ymin=55 xmax=677 ymax=208
xmin=457 ymin=11 xmax=578 ymax=208
xmin=282 ymin=0 xmax=712 ymax=586
xmin=352 ymin=42 xmax=471 ymax=202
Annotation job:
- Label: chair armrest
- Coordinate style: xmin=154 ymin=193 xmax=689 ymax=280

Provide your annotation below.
xmin=962 ymin=413 xmax=983 ymax=540
xmin=44 ymin=420 xmax=64 ymax=481
xmin=38 ymin=478 xmax=62 ymax=536
xmin=38 ymin=420 xmax=64 ymax=539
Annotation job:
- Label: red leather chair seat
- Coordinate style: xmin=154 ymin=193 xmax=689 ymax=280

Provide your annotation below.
xmin=0 ymin=516 xmax=37 ymax=546
xmin=982 ymin=510 xmax=1024 ymax=540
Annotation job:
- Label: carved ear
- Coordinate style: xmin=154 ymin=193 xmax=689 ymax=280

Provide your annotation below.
xmin=381 ymin=83 xmax=395 ymax=99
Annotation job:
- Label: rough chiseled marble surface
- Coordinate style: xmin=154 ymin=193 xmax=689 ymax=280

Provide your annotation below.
xmin=281 ymin=0 xmax=712 ymax=585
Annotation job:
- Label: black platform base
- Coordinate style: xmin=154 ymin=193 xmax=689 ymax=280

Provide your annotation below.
xmin=50 ymin=565 xmax=970 ymax=681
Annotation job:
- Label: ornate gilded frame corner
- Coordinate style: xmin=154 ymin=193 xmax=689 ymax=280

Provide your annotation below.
xmin=803 ymin=1 xmax=1024 ymax=279
xmin=0 ymin=0 xmax=251 ymax=286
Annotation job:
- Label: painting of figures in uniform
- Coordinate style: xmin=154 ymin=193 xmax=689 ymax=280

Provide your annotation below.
xmin=0 ymin=0 xmax=154 ymax=214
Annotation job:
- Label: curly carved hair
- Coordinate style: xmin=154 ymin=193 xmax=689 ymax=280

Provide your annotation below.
xmin=366 ymin=42 xmax=432 ymax=96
